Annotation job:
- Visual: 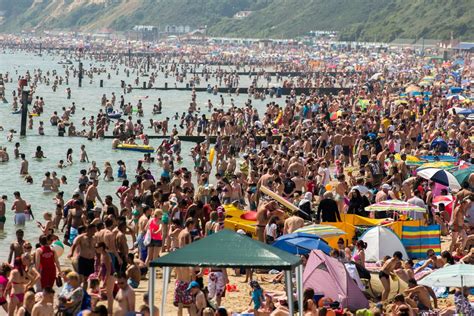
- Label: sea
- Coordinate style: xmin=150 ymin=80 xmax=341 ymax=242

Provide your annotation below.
xmin=0 ymin=50 xmax=269 ymax=260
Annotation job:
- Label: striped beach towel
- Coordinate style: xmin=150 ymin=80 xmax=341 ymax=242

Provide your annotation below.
xmin=401 ymin=225 xmax=441 ymax=259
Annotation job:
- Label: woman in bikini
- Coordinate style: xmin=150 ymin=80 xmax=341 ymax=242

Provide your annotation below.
xmin=5 ymin=257 xmax=30 ymax=316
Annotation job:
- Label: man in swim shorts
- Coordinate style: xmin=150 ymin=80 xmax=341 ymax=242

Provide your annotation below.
xmin=208 ymin=268 xmax=228 ymax=307
xmin=11 ymin=191 xmax=27 ymax=226
xmin=69 ymin=224 xmax=97 ymax=286
xmin=174 ymin=267 xmax=193 ymax=315
xmin=0 ymin=195 xmax=6 ymax=230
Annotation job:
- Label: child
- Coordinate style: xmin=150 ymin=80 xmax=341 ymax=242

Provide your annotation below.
xmin=37 ymin=212 xmax=54 ymax=235
xmin=248 ymin=281 xmax=265 ymax=315
xmin=88 ymin=278 xmax=101 ymax=309
xmin=335 ymin=159 xmax=344 ymax=178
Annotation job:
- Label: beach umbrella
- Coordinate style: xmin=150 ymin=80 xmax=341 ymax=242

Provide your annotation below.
xmin=272 ymin=233 xmax=332 ymax=255
xmin=453 ymin=166 xmax=474 ymax=185
xmin=430 ymin=137 xmax=449 ymax=153
xmin=455 ymin=108 xmax=474 ymax=116
xmin=419 ymin=81 xmax=432 ymax=86
xmin=370 ymin=73 xmax=383 ymax=81
xmin=447 ymin=95 xmax=466 ymax=101
xmin=450 ymin=87 xmax=463 ymax=94
xmin=418 ymin=264 xmax=474 ymax=288
xmin=406 ymin=85 xmax=421 ymax=93
xmin=394 ymin=99 xmax=408 ymax=105
xmin=293 ymin=224 xmax=346 ymax=238
xmin=416 ymin=161 xmax=455 ymax=171
xmin=432 ymin=195 xmax=454 ymax=207
xmin=365 ymin=200 xmax=426 ymax=213
xmin=417 ymin=168 xmax=461 ymax=190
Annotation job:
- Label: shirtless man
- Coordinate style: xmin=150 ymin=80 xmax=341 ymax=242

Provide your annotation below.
xmin=8 ymin=229 xmax=25 ymax=264
xmin=414 ymin=249 xmax=445 ymax=275
xmin=174 ymin=267 xmax=194 ymax=316
xmin=256 ymin=169 xmax=276 ymax=204
xmin=0 ymin=195 xmax=6 ymax=230
xmin=126 ymin=253 xmax=141 ymax=289
xmin=341 ymin=132 xmax=352 ymax=166
xmin=188 ymin=281 xmax=206 ymax=316
xmin=404 ymin=279 xmax=436 ymax=312
xmin=114 ymin=273 xmax=136 ymax=316
xmin=69 ymin=224 xmax=97 ymax=286
xmin=12 ymin=191 xmax=27 ymax=225
xmin=256 ymin=201 xmax=284 ymax=243
xmin=137 ymin=206 xmax=152 ymax=261
xmin=291 ymin=172 xmax=305 ymax=195
xmin=19 ymin=154 xmax=28 ymax=176
xmin=380 ymin=251 xmax=403 ymax=301
xmin=85 ymin=179 xmax=103 ymax=213
xmin=98 ymin=218 xmax=122 ymax=270
xmin=32 ymin=287 xmax=54 ymax=316
xmin=178 ymin=218 xmax=194 ymax=248
xmin=115 ymin=221 xmax=130 ymax=273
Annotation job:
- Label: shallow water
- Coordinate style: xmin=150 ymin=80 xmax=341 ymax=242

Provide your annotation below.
xmin=0 ymin=51 xmax=269 ymax=260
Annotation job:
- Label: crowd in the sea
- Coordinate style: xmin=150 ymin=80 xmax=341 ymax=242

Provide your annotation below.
xmin=0 ymin=36 xmax=472 ymax=316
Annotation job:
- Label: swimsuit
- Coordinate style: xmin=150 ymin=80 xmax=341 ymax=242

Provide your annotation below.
xmin=378 ymin=271 xmax=389 ymax=280
xmin=78 ymin=256 xmax=95 ymax=278
xmin=10 ymin=293 xmax=24 ymax=303
xmin=14 ymin=213 xmax=26 ymax=225
xmin=173 ymin=280 xmax=193 ymax=306
xmin=127 ymin=278 xmax=139 ymax=289
xmin=0 ymin=216 xmax=5 ymax=223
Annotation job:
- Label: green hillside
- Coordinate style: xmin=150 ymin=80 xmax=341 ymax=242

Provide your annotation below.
xmin=0 ymin=0 xmax=472 ymax=41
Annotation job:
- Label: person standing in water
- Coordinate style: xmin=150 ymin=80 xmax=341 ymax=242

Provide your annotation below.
xmin=11 ymin=192 xmax=28 ymax=225
xmin=0 ymin=195 xmax=6 ymax=231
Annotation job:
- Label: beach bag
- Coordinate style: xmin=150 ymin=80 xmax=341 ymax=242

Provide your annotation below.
xmin=80 ymin=289 xmax=91 ymax=311
xmin=143 ymin=230 xmax=151 ymax=247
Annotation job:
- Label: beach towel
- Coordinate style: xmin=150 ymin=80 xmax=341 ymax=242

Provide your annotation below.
xmin=401 ymin=225 xmax=441 ymax=259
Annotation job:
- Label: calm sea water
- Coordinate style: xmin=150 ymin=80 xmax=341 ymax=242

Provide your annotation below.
xmin=0 ymin=51 xmax=269 ymax=260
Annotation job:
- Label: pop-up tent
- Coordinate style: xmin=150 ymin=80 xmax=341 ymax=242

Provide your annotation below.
xmin=303 ymin=250 xmax=369 ymax=310
xmin=358 ymin=226 xmax=409 ymax=262
xmin=150 ymin=229 xmax=304 ymax=315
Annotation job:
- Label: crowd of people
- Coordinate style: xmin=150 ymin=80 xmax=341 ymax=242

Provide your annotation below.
xmin=0 ymin=35 xmax=472 ymax=316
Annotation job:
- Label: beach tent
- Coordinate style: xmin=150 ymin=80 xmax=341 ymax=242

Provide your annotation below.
xmin=303 ymin=250 xmax=369 ymax=310
xmin=150 ymin=229 xmax=304 ymax=315
xmin=357 ymin=226 xmax=409 ymax=262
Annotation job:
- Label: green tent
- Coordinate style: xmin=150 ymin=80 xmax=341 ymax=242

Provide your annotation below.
xmin=148 ymin=229 xmax=304 ymax=316
xmin=150 ymin=229 xmax=301 ymax=269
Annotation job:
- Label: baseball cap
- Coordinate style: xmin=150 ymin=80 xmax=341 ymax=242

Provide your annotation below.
xmin=186 ymin=281 xmax=200 ymax=291
xmin=381 ymin=183 xmax=392 ymax=190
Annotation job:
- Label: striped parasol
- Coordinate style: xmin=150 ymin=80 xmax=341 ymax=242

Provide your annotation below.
xmin=432 ymin=195 xmax=454 ymax=207
xmin=293 ymin=224 xmax=346 ymax=238
xmin=365 ymin=200 xmax=426 ymax=212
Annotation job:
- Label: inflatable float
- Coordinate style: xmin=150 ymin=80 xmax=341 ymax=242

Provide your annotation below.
xmin=107 ymin=112 xmax=122 ymax=119
xmin=116 ymin=144 xmax=154 ymax=153
xmin=223 ymin=204 xmax=258 ymax=238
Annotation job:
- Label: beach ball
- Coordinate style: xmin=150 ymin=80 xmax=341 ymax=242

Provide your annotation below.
xmin=325 ymin=184 xmax=333 ymax=191
xmin=52 ymin=240 xmax=64 ymax=257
